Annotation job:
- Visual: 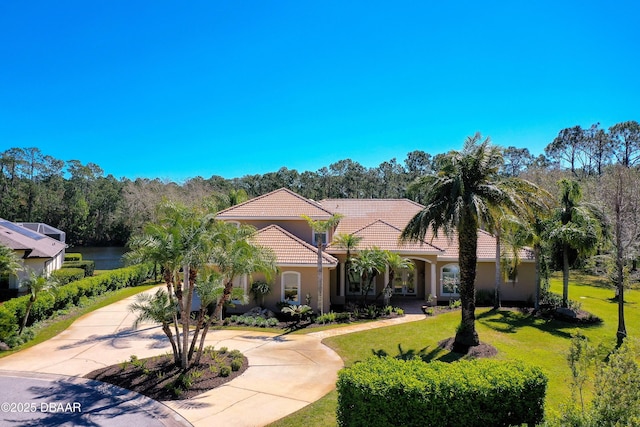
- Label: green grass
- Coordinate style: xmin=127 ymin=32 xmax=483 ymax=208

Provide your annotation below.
xmin=0 ymin=283 xmax=158 ymax=358
xmin=267 ymin=272 xmax=640 ymax=426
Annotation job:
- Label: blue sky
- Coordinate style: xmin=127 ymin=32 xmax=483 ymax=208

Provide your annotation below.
xmin=1 ymin=1 xmax=638 ymax=182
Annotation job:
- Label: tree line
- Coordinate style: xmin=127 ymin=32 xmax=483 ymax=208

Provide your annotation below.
xmin=1 ymin=120 xmax=638 ymax=247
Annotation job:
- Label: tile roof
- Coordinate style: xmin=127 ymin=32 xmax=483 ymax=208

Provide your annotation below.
xmin=320 ymin=198 xmax=425 ymax=235
xmin=252 ymin=224 xmax=338 ymax=266
xmin=0 ymin=218 xmax=66 ymax=258
xmin=328 ymin=219 xmax=443 ymax=254
xmin=217 ymin=188 xmax=333 ymax=220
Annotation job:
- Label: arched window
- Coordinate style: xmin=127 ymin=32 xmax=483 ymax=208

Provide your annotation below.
xmin=281 ymin=271 xmax=301 ymax=305
xmin=441 ymin=264 xmax=460 ymax=296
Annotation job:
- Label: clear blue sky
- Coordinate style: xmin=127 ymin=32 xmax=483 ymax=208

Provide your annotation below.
xmin=1 ymin=1 xmax=638 ymax=182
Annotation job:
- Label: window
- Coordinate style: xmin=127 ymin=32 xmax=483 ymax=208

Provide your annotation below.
xmin=231 ymin=275 xmax=247 ymax=304
xmin=312 ymin=231 xmax=328 ymax=246
xmin=441 ymin=264 xmax=460 ymax=296
xmin=281 ymin=272 xmax=301 ymax=305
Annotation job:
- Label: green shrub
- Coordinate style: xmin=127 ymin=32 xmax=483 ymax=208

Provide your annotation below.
xmin=337 ymin=357 xmax=547 ymax=427
xmin=316 ymin=311 xmax=337 ymax=324
xmin=64 ymin=253 xmax=83 ymax=261
xmin=0 ymin=263 xmax=152 ymax=344
xmin=219 ymin=366 xmax=231 ymax=377
xmin=51 ymin=268 xmax=85 ymax=285
xmin=230 ymin=359 xmax=242 ymax=371
xmin=476 ymin=289 xmax=495 ymax=306
xmin=62 ymin=260 xmax=95 ymax=277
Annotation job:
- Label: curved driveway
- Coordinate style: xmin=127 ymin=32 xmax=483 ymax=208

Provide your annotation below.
xmin=0 ymin=287 xmax=425 ymax=426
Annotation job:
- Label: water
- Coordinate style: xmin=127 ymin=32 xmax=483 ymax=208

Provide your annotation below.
xmin=70 ymin=246 xmax=129 ymax=270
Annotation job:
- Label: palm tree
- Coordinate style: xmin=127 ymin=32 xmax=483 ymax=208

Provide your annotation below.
xmin=193 ymin=221 xmax=277 ymax=364
xmin=130 ymin=289 xmax=180 ymax=364
xmin=19 ymin=270 xmax=57 ymax=335
xmin=301 ymin=214 xmax=343 ymax=314
xmin=350 ymin=247 xmax=387 ymax=305
xmin=0 ymin=244 xmax=22 ymax=284
xmin=547 ymin=179 xmax=607 ymax=308
xmin=401 ymin=133 xmax=542 ymax=348
xmin=331 ymin=233 xmax=363 ymax=296
xmin=383 ymin=251 xmax=414 ymax=306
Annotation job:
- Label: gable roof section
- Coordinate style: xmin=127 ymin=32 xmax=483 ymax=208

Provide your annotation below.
xmin=0 ymin=218 xmax=66 ymax=259
xmin=328 ymin=219 xmax=443 ymax=254
xmin=252 ymin=224 xmax=338 ymax=266
xmin=422 ymin=228 xmax=534 ymax=261
xmin=217 ymin=188 xmax=334 ymax=220
xmin=320 ymin=198 xmax=424 ymax=234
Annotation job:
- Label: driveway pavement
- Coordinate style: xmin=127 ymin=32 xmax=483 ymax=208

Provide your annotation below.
xmin=0 ymin=287 xmax=426 ymax=426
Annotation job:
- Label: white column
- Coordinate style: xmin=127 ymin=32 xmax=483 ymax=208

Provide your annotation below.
xmin=430 ymin=262 xmax=437 ymax=299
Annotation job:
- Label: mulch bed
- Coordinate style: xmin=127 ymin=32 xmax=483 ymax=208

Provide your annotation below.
xmin=85 ymin=351 xmax=248 ymax=401
xmin=437 ymin=337 xmax=498 ymax=358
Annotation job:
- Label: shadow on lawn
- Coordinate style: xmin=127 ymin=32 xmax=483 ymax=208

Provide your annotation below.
xmin=476 ymin=308 xmax=601 ymax=340
xmin=371 ymin=343 xmax=465 ymax=363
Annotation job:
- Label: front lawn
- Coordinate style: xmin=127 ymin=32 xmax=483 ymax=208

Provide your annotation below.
xmin=267 ymin=273 xmax=639 ymax=426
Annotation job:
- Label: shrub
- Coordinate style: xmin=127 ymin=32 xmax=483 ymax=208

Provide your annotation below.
xmin=0 ymin=264 xmax=152 ymax=344
xmin=219 ymin=366 xmax=231 ymax=377
xmin=62 ymin=260 xmax=95 ymax=277
xmin=51 ymin=268 xmax=85 ymax=285
xmin=230 ymin=359 xmax=242 ymax=371
xmin=316 ymin=311 xmax=337 ymax=324
xmin=449 ymin=299 xmax=462 ymax=309
xmin=64 ymin=253 xmax=83 ymax=262
xmin=337 ymin=357 xmax=547 ymax=427
xmin=475 ymin=289 xmax=495 ymax=306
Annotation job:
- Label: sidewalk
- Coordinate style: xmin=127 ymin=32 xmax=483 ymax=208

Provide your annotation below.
xmin=0 ymin=287 xmax=427 ymax=426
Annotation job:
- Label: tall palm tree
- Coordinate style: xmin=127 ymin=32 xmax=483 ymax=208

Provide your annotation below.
xmin=130 ymin=289 xmax=180 ymax=364
xmin=401 ymin=133 xmax=542 ymax=348
xmin=301 ymin=214 xmax=342 ymax=314
xmin=547 ymin=179 xmax=607 ymax=308
xmin=331 ymin=233 xmax=363 ymax=296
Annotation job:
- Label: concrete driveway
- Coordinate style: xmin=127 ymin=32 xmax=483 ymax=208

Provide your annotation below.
xmin=0 ymin=287 xmax=425 ymax=426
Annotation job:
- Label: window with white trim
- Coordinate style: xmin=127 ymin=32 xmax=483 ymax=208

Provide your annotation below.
xmin=441 ymin=264 xmax=460 ymax=296
xmin=281 ymin=271 xmax=301 ymax=305
xmin=312 ymin=231 xmax=328 ymax=246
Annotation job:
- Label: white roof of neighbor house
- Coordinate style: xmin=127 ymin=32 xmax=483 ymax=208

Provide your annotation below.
xmin=217 ymin=188 xmax=334 ymax=220
xmin=0 ymin=218 xmax=66 ymax=259
xmin=252 ymin=224 xmax=338 ymax=266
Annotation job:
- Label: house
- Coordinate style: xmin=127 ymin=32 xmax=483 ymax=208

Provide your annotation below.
xmin=216 ymin=188 xmax=536 ymax=313
xmin=0 ymin=218 xmax=66 ymax=293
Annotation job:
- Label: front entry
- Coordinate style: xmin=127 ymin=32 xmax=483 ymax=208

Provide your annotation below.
xmin=393 ymin=266 xmax=417 ymax=296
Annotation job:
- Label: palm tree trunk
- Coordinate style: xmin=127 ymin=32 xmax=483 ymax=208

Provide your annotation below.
xmin=562 ymin=243 xmax=570 ymax=308
xmin=534 ymin=245 xmax=541 ymax=311
xmin=494 ymin=230 xmax=501 ymax=309
xmin=317 ymin=242 xmax=323 ymax=315
xmin=19 ymin=298 xmax=35 ymax=335
xmin=181 ymin=266 xmax=192 ymax=370
xmin=454 ymin=214 xmax=480 ymax=348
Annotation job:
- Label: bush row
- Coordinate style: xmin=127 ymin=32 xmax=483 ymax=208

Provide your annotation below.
xmin=51 ymin=268 xmax=85 ymax=285
xmin=0 ymin=263 xmax=153 ymax=343
xmin=61 ymin=260 xmax=95 ymax=277
xmin=336 ymin=357 xmax=547 ymax=427
xmin=64 ymin=253 xmax=83 ymax=262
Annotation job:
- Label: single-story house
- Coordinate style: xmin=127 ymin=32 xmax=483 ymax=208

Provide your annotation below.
xmin=0 ymin=218 xmax=66 ymax=292
xmin=216 ymin=188 xmax=535 ymax=313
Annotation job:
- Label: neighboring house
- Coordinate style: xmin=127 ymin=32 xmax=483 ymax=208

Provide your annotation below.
xmin=216 ymin=188 xmax=535 ymax=313
xmin=0 ymin=218 xmax=66 ymax=292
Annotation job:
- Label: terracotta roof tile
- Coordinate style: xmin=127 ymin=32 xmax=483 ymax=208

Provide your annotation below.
xmin=217 ymin=188 xmax=333 ymax=219
xmin=252 ymin=224 xmax=338 ymax=266
xmin=328 ymin=220 xmax=443 ymax=253
xmin=320 ymin=199 xmax=423 ymax=233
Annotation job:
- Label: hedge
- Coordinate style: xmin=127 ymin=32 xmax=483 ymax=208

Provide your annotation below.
xmin=51 ymin=268 xmax=85 ymax=285
xmin=336 ymin=357 xmax=547 ymax=427
xmin=64 ymin=253 xmax=83 ymax=262
xmin=0 ymin=263 xmax=153 ymax=344
xmin=61 ymin=260 xmax=95 ymax=277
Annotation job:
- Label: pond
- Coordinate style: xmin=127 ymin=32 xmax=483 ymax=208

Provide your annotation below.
xmin=70 ymin=246 xmax=129 ymax=270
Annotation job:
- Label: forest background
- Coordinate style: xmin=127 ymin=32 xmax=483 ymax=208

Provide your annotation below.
xmin=1 ymin=120 xmax=638 ymax=250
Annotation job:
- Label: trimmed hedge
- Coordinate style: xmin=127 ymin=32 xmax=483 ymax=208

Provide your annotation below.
xmin=0 ymin=263 xmax=153 ymax=343
xmin=51 ymin=268 xmax=85 ymax=285
xmin=62 ymin=260 xmax=95 ymax=277
xmin=64 ymin=253 xmax=83 ymax=262
xmin=337 ymin=357 xmax=547 ymax=427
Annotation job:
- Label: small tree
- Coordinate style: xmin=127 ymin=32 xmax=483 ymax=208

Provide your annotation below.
xmin=0 ymin=244 xmax=22 ymax=284
xmin=382 ymin=252 xmax=414 ymax=306
xmin=350 ymin=248 xmax=387 ymax=305
xmin=19 ymin=270 xmax=57 ymax=335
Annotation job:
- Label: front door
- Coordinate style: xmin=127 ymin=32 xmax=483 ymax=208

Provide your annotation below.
xmin=393 ymin=267 xmax=416 ymax=296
